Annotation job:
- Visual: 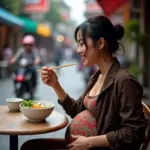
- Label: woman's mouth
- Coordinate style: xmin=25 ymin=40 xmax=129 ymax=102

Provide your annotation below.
xmin=81 ymin=55 xmax=86 ymax=61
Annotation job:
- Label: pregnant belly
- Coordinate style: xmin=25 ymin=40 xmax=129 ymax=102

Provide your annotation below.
xmin=65 ymin=110 xmax=96 ymax=141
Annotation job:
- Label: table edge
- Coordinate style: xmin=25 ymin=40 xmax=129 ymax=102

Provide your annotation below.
xmin=0 ymin=116 xmax=69 ymax=136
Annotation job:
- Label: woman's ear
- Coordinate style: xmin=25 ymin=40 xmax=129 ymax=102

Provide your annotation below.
xmin=98 ymin=38 xmax=105 ymax=50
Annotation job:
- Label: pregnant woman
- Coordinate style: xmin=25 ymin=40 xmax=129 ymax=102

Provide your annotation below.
xmin=21 ymin=16 xmax=147 ymax=150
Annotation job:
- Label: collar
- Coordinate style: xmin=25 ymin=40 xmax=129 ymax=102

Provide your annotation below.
xmin=84 ymin=58 xmax=121 ymax=96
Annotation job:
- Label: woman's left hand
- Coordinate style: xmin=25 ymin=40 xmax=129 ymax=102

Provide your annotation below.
xmin=67 ymin=135 xmax=91 ymax=150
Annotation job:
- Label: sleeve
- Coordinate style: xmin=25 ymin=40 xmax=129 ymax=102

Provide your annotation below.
xmin=33 ymin=48 xmax=40 ymax=59
xmin=14 ymin=48 xmax=23 ymax=60
xmin=106 ymin=76 xmax=147 ymax=149
xmin=58 ymin=94 xmax=84 ymax=118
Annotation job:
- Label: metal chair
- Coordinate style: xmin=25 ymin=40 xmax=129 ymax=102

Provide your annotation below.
xmin=141 ymin=102 xmax=150 ymax=150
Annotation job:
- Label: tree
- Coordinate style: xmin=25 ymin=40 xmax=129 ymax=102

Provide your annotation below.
xmin=125 ymin=20 xmax=146 ymax=78
xmin=44 ymin=0 xmax=63 ymax=30
xmin=0 ymin=0 xmax=21 ymax=14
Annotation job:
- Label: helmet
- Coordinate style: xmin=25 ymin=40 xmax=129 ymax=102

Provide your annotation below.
xmin=22 ymin=35 xmax=35 ymax=45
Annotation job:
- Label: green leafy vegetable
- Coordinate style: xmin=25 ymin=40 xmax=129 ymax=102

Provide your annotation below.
xmin=21 ymin=100 xmax=53 ymax=109
xmin=21 ymin=100 xmax=36 ymax=108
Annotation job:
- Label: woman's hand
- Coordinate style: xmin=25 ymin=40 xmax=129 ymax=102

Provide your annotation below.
xmin=41 ymin=66 xmax=58 ymax=88
xmin=67 ymin=135 xmax=92 ymax=150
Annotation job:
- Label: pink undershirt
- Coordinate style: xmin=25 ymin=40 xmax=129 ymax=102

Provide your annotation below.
xmin=65 ymin=94 xmax=97 ymax=139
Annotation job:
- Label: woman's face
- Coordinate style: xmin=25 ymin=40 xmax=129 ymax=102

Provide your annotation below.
xmin=76 ymin=30 xmax=101 ymax=67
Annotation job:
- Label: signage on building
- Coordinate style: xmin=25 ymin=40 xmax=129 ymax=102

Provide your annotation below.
xmin=96 ymin=0 xmax=126 ymax=16
xmin=24 ymin=0 xmax=50 ymax=13
xmin=86 ymin=1 xmax=102 ymax=13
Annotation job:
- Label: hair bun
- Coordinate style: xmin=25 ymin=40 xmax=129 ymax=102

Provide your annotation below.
xmin=114 ymin=24 xmax=124 ymax=40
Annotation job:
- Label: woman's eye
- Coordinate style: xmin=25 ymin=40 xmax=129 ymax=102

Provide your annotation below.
xmin=80 ymin=43 xmax=84 ymax=47
xmin=77 ymin=42 xmax=84 ymax=48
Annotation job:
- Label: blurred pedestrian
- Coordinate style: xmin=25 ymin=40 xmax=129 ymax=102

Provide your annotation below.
xmin=64 ymin=48 xmax=73 ymax=60
xmin=3 ymin=44 xmax=13 ymax=62
xmin=39 ymin=47 xmax=48 ymax=66
xmin=53 ymin=45 xmax=63 ymax=66
xmin=2 ymin=44 xmax=13 ymax=76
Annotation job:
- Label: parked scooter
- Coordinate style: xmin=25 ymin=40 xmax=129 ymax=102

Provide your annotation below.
xmin=12 ymin=58 xmax=35 ymax=99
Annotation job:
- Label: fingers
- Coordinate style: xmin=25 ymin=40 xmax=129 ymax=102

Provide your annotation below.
xmin=43 ymin=78 xmax=50 ymax=84
xmin=41 ymin=74 xmax=49 ymax=81
xmin=67 ymin=135 xmax=79 ymax=149
xmin=41 ymin=67 xmax=55 ymax=84
xmin=67 ymin=143 xmax=77 ymax=150
xmin=67 ymin=143 xmax=73 ymax=149
xmin=40 ymin=66 xmax=58 ymax=85
xmin=41 ymin=67 xmax=50 ymax=83
xmin=69 ymin=148 xmax=76 ymax=150
xmin=42 ymin=66 xmax=54 ymax=71
xmin=71 ymin=134 xmax=80 ymax=139
xmin=41 ymin=66 xmax=56 ymax=75
xmin=67 ymin=135 xmax=82 ymax=150
xmin=41 ymin=67 xmax=51 ymax=77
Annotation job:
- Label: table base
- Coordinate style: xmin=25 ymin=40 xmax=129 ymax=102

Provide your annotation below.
xmin=10 ymin=135 xmax=18 ymax=150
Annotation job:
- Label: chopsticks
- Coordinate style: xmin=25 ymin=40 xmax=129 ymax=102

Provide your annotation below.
xmin=37 ymin=63 xmax=76 ymax=72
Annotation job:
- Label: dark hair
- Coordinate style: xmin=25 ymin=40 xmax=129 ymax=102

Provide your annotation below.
xmin=74 ymin=16 xmax=124 ymax=54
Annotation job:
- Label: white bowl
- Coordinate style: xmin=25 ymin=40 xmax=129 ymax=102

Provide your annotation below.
xmin=6 ymin=98 xmax=23 ymax=112
xmin=20 ymin=101 xmax=54 ymax=122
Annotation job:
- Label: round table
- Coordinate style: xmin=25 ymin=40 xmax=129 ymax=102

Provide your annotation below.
xmin=0 ymin=106 xmax=68 ymax=150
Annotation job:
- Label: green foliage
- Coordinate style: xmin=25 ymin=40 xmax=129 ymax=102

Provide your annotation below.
xmin=138 ymin=33 xmax=147 ymax=46
xmin=0 ymin=0 xmax=21 ymax=14
xmin=125 ymin=20 xmax=146 ymax=45
xmin=125 ymin=20 xmax=146 ymax=79
xmin=128 ymin=60 xmax=144 ymax=78
xmin=125 ymin=20 xmax=140 ymax=35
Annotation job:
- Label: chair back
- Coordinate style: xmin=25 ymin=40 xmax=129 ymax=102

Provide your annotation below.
xmin=141 ymin=102 xmax=150 ymax=150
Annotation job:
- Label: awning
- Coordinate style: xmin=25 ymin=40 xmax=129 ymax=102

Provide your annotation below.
xmin=20 ymin=16 xmax=51 ymax=37
xmin=0 ymin=7 xmax=24 ymax=27
xmin=19 ymin=16 xmax=37 ymax=33
xmin=0 ymin=8 xmax=51 ymax=37
xmin=96 ymin=0 xmax=128 ymax=16
xmin=36 ymin=24 xmax=51 ymax=37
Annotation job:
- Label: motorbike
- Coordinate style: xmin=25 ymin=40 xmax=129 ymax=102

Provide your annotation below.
xmin=12 ymin=58 xmax=35 ymax=99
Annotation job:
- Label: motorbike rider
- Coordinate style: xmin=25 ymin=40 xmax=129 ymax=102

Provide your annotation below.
xmin=10 ymin=35 xmax=40 ymax=90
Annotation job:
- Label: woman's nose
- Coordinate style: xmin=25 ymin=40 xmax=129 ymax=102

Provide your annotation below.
xmin=76 ymin=47 xmax=81 ymax=54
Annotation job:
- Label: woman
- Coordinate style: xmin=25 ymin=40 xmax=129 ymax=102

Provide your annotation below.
xmin=21 ymin=16 xmax=147 ymax=150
